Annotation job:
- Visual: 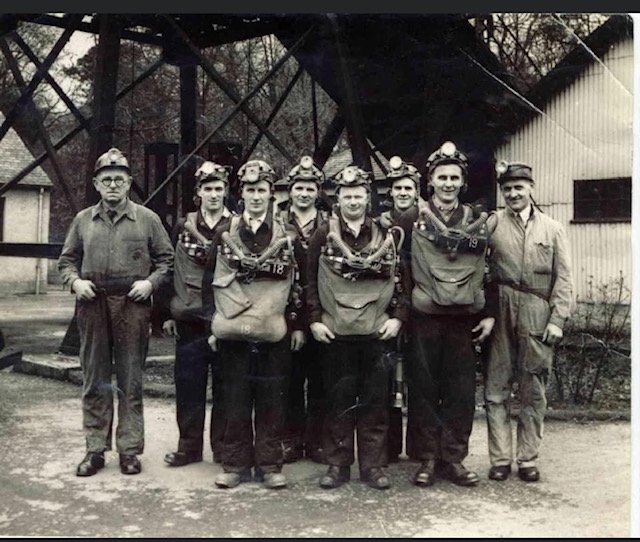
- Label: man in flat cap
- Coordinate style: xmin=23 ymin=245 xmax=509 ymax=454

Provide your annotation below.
xmin=484 ymin=161 xmax=573 ymax=483
xmin=58 ymin=147 xmax=174 ymax=477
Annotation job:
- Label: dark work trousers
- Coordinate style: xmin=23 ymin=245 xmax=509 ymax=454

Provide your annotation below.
xmin=217 ymin=336 xmax=291 ymax=473
xmin=174 ymin=319 xmax=221 ymax=457
xmin=387 ymin=346 xmax=405 ymax=461
xmin=405 ymin=390 xmax=420 ymax=461
xmin=322 ymin=338 xmax=392 ymax=472
xmin=284 ymin=337 xmax=325 ymax=455
xmin=387 ymin=406 xmax=403 ymax=461
xmin=76 ymin=294 xmax=152 ymax=455
xmin=407 ymin=312 xmax=477 ymax=465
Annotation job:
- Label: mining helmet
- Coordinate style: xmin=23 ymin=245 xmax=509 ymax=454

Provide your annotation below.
xmin=385 ymin=155 xmax=421 ymax=186
xmin=195 ymin=160 xmax=231 ymax=187
xmin=333 ymin=165 xmax=371 ymax=191
xmin=237 ymin=159 xmax=276 ymax=185
xmin=286 ymin=155 xmax=324 ymax=187
xmin=425 ymin=141 xmax=468 ymax=178
xmin=495 ymin=160 xmax=534 ymax=185
xmin=94 ymin=147 xmax=130 ymax=176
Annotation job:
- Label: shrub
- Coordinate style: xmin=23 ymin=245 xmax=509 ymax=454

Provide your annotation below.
xmin=551 ymin=272 xmax=631 ymax=406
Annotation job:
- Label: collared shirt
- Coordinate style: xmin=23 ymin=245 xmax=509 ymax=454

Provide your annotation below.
xmin=507 ymin=203 xmax=533 ymax=227
xmin=243 ymin=210 xmax=267 ymax=234
xmin=289 ymin=207 xmax=318 ymax=240
xmin=58 ymin=199 xmax=174 ymax=294
xmin=432 ymin=198 xmax=459 ymax=223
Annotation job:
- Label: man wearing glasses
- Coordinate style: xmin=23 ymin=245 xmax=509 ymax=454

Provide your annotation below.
xmin=58 ymin=147 xmax=174 ymax=477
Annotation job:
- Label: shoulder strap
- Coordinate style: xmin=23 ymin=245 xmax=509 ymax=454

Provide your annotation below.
xmin=369 ymin=219 xmax=384 ymax=249
xmin=461 ymin=204 xmax=472 ymax=225
xmin=328 ymin=216 xmax=340 ymax=238
xmin=229 ymin=215 xmax=241 ymax=238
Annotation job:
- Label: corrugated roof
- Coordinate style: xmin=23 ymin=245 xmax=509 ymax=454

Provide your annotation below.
xmin=511 ymin=14 xmax=633 ymax=132
xmin=0 ymin=111 xmax=53 ymax=188
xmin=323 ymin=147 xmax=389 ymax=180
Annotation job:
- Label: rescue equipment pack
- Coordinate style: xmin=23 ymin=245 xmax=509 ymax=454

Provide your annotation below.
xmin=318 ymin=217 xmax=401 ymax=336
xmin=211 ymin=215 xmax=296 ymax=342
xmin=411 ymin=202 xmax=489 ymax=315
xmin=169 ymin=212 xmax=211 ymax=321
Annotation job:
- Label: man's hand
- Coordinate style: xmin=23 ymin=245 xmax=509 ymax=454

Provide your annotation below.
xmin=472 ymin=317 xmax=495 ymax=344
xmin=207 ymin=334 xmax=218 ymax=352
xmin=291 ymin=330 xmax=306 ymax=352
xmin=542 ymin=322 xmax=563 ymax=345
xmin=127 ymin=279 xmax=153 ymax=302
xmin=72 ymin=278 xmax=97 ymax=301
xmin=378 ymin=318 xmax=402 ymax=341
xmin=310 ymin=322 xmax=335 ymax=344
xmin=162 ymin=319 xmax=178 ymax=337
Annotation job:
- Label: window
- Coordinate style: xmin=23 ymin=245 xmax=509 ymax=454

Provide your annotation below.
xmin=573 ymin=178 xmax=631 ymax=223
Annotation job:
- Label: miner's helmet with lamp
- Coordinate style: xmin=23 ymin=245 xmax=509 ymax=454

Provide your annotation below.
xmin=333 ymin=165 xmax=372 ymax=191
xmin=495 ymin=160 xmax=534 ymax=185
xmin=385 ymin=155 xmax=421 ymax=186
xmin=93 ymin=147 xmax=131 ymax=177
xmin=286 ymin=155 xmax=325 ymax=188
xmin=194 ymin=160 xmax=231 ymax=188
xmin=237 ymin=159 xmax=276 ymax=186
xmin=424 ymin=140 xmax=469 ymax=194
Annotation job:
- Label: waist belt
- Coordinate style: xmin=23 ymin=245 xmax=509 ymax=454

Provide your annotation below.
xmin=496 ymin=280 xmax=550 ymax=302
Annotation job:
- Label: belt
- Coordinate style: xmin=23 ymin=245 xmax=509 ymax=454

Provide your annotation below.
xmin=495 ymin=280 xmax=549 ymax=302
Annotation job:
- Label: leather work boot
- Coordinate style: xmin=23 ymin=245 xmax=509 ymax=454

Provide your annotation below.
xmin=518 ymin=466 xmax=540 ymax=482
xmin=413 ymin=459 xmax=436 ymax=487
xmin=440 ymin=462 xmax=480 ymax=486
xmin=488 ymin=465 xmax=512 ymax=481
xmin=319 ymin=465 xmax=351 ymax=489
xmin=254 ymin=468 xmax=288 ymax=489
xmin=76 ymin=452 xmax=105 ymax=477
xmin=360 ymin=467 xmax=391 ymax=490
xmin=164 ymin=450 xmax=203 ymax=467
xmin=282 ymin=444 xmax=303 ymax=464
xmin=215 ymin=468 xmax=252 ymax=489
xmin=119 ymin=454 xmax=141 ymax=475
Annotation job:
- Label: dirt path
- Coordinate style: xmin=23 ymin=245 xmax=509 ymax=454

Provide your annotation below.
xmin=0 ymin=371 xmax=630 ymax=537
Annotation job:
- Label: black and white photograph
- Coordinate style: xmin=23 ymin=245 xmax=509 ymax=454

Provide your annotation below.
xmin=0 ymin=10 xmax=635 ymax=537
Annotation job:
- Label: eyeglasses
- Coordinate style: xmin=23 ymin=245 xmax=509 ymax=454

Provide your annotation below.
xmin=98 ymin=177 xmax=128 ymax=187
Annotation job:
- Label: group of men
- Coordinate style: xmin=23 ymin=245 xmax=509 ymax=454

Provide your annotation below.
xmin=57 ymin=140 xmax=573 ymax=490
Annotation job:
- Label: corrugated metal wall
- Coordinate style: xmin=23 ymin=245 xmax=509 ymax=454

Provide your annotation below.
xmin=496 ymin=37 xmax=633 ymax=301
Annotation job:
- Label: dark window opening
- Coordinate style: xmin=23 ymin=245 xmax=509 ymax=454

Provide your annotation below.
xmin=573 ymin=178 xmax=631 ymax=223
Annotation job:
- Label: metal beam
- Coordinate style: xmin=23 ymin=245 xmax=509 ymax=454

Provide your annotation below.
xmin=367 ymin=139 xmax=388 ymax=175
xmin=144 ymin=27 xmax=314 ymax=206
xmin=16 ymin=13 xmax=165 ymax=47
xmin=164 ymin=15 xmax=314 ymax=165
xmin=0 ymin=243 xmax=63 ymax=259
xmin=84 ymin=14 xmax=122 ymax=206
xmin=0 ymin=59 xmax=163 ymax=198
xmin=12 ymin=33 xmax=87 ymax=126
xmin=0 ymin=38 xmax=80 ymax=213
xmin=311 ymin=78 xmax=319 ymax=152
xmin=180 ymin=63 xmax=198 ymax=215
xmin=0 ymin=15 xmax=79 ymax=145
xmin=242 ymin=65 xmax=304 ymax=163
xmin=329 ymin=15 xmax=377 ymax=211
xmin=313 ymin=110 xmax=345 ymax=169
xmin=329 ymin=15 xmax=371 ymax=171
